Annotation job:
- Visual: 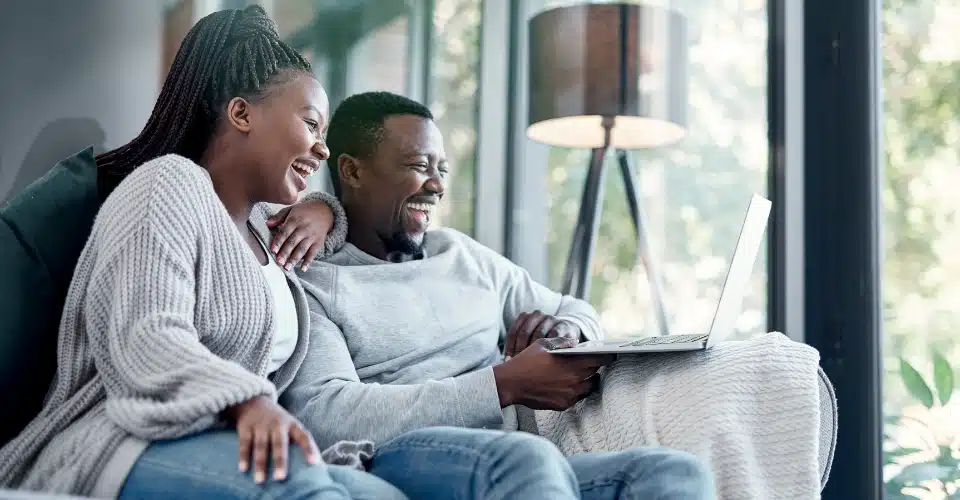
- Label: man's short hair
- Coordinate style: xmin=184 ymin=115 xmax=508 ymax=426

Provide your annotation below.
xmin=325 ymin=91 xmax=434 ymax=196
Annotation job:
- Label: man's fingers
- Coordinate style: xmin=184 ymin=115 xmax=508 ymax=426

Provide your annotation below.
xmin=237 ymin=425 xmax=252 ymax=472
xmin=266 ymin=207 xmax=290 ymax=227
xmin=515 ymin=310 xmax=544 ymax=354
xmin=271 ymin=425 xmax=290 ymax=481
xmin=288 ymin=240 xmax=312 ymax=269
xmin=577 ymin=373 xmax=602 ymax=398
xmin=300 ymin=243 xmax=325 ymax=272
xmin=548 ymin=320 xmax=581 ymax=341
xmin=504 ymin=312 xmax=526 ymax=358
xmin=537 ymin=316 xmax=560 ymax=339
xmin=270 ymin=218 xmax=299 ymax=254
xmin=252 ymin=427 xmax=270 ymax=484
xmin=573 ymin=354 xmax=615 ymax=370
xmin=276 ymin=231 xmax=307 ymax=269
xmin=537 ymin=336 xmax=579 ymax=351
xmin=290 ymin=424 xmax=320 ymax=465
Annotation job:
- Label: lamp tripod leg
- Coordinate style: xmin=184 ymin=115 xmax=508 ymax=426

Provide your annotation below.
xmin=561 ymin=163 xmax=593 ymax=295
xmin=560 ymin=145 xmax=609 ymax=299
xmin=561 ymin=117 xmax=616 ymax=301
xmin=617 ymin=150 xmax=671 ymax=336
xmin=573 ymin=145 xmax=609 ymax=300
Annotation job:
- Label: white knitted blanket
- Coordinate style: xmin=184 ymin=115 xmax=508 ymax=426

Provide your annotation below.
xmin=534 ymin=332 xmax=823 ymax=500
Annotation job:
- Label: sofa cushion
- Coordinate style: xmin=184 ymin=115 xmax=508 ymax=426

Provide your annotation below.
xmin=0 ymin=147 xmax=99 ymax=447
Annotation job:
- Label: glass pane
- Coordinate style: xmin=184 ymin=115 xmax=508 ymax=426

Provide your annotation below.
xmin=273 ymin=0 xmax=315 ymax=40
xmin=347 ymin=17 xmax=409 ymax=95
xmin=429 ymin=0 xmax=481 ymax=234
xmin=273 ymin=0 xmax=328 ymax=86
xmin=881 ymin=0 xmax=960 ymax=497
xmin=540 ymin=0 xmax=769 ymax=339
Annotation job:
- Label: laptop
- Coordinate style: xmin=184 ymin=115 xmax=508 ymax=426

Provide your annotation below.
xmin=551 ymin=193 xmax=772 ymax=355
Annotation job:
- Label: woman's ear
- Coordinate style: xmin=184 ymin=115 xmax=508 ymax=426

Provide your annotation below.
xmin=225 ymin=97 xmax=253 ymax=133
xmin=338 ymin=154 xmax=363 ymax=190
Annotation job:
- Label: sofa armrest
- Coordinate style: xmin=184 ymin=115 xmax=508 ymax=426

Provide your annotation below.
xmin=817 ymin=367 xmax=838 ymax=490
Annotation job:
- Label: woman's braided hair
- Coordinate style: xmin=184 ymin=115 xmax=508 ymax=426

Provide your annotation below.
xmin=96 ymin=4 xmax=312 ymax=201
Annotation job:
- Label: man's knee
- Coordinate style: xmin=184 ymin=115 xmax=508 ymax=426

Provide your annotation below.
xmin=481 ymin=432 xmax=578 ymax=491
xmin=486 ymin=431 xmax=569 ymax=469
xmin=622 ymin=447 xmax=714 ymax=495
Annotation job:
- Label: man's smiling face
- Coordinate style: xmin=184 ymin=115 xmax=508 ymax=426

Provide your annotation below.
xmin=351 ymin=114 xmax=448 ymax=256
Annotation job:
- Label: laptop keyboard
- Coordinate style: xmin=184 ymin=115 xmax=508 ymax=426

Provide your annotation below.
xmin=619 ymin=334 xmax=709 ymax=347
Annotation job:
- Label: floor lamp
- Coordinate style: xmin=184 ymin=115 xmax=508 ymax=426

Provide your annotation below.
xmin=527 ymin=3 xmax=688 ymax=336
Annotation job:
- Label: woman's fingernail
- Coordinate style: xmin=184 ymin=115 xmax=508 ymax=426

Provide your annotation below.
xmin=274 ymin=468 xmax=287 ymax=481
xmin=255 ymin=471 xmax=265 ymax=483
xmin=284 ymin=263 xmax=292 ymax=271
xmin=239 ymin=461 xmax=248 ymax=472
xmin=271 ymin=246 xmax=279 ymax=253
xmin=308 ymin=454 xmax=319 ymax=465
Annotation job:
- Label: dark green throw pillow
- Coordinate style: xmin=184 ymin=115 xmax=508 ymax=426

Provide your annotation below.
xmin=0 ymin=147 xmax=99 ymax=446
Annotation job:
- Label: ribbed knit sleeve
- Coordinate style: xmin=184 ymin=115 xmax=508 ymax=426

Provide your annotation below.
xmin=85 ymin=226 xmax=276 ymax=440
xmin=298 ymin=190 xmax=348 ymax=258
xmin=254 ymin=191 xmax=349 ymax=260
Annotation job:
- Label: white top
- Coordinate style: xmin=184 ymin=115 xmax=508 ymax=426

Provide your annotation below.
xmin=253 ymin=231 xmax=300 ymax=374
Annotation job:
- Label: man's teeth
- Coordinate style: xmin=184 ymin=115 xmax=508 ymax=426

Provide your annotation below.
xmin=407 ymin=202 xmax=435 ymax=214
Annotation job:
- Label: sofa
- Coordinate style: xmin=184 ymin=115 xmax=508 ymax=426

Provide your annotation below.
xmin=0 ymin=148 xmax=838 ymax=497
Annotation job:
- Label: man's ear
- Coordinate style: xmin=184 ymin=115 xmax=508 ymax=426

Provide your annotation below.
xmin=225 ymin=97 xmax=253 ymax=133
xmin=338 ymin=154 xmax=363 ymax=190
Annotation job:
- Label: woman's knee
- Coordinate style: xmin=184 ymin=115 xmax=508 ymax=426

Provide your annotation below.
xmin=121 ymin=430 xmax=350 ymax=499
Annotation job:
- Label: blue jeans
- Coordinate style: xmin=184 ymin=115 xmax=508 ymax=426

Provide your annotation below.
xmin=119 ymin=430 xmax=406 ymax=499
xmin=120 ymin=427 xmax=713 ymax=499
xmin=369 ymin=427 xmax=715 ymax=500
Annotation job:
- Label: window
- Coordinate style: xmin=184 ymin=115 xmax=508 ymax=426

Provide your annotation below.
xmin=271 ymin=0 xmax=328 ymax=88
xmin=429 ymin=0 xmax=481 ymax=233
xmin=347 ymin=17 xmax=410 ymax=96
xmin=881 ymin=0 xmax=960 ymax=497
xmin=161 ymin=0 xmax=196 ymax=86
xmin=540 ymin=0 xmax=769 ymax=339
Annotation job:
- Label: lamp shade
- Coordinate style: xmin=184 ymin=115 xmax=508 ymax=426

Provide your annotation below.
xmin=527 ymin=3 xmax=688 ymax=149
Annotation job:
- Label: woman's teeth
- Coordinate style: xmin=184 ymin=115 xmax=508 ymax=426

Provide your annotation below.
xmin=292 ymin=162 xmax=316 ymax=177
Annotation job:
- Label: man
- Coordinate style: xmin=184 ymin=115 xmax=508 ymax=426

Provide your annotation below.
xmin=282 ymin=91 xmax=714 ymax=499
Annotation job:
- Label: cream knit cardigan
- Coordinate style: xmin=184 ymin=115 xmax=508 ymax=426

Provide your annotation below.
xmin=0 ymin=154 xmax=364 ymax=497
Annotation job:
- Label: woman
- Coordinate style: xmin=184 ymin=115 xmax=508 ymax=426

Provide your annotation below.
xmin=0 ymin=6 xmax=587 ymax=500
xmin=0 ymin=5 xmax=393 ymax=499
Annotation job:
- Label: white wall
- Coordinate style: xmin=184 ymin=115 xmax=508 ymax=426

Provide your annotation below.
xmin=0 ymin=0 xmax=164 ymax=200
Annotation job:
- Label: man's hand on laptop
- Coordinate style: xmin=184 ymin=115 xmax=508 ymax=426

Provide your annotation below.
xmin=492 ymin=337 xmax=615 ymax=411
xmin=504 ymin=310 xmax=581 ymax=358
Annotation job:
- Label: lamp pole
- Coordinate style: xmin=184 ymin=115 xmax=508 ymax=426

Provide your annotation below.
xmin=528 ymin=3 xmax=686 ymax=336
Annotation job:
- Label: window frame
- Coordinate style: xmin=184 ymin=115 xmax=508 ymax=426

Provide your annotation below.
xmin=800 ymin=0 xmax=884 ymax=496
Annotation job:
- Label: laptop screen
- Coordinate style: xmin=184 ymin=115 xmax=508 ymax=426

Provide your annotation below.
xmin=705 ymin=194 xmax=772 ymax=347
